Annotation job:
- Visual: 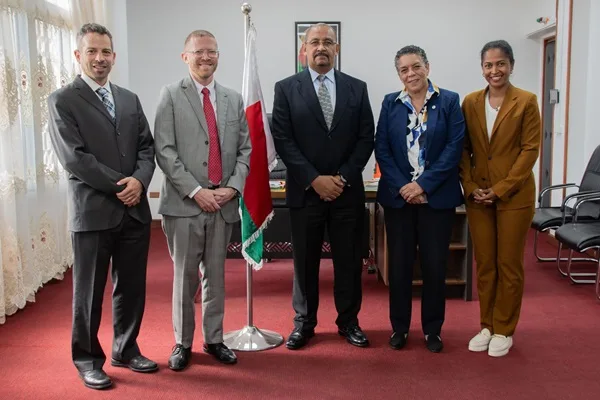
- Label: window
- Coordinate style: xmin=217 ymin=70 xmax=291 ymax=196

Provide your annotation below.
xmin=45 ymin=0 xmax=71 ymax=11
xmin=0 ymin=1 xmax=76 ymax=186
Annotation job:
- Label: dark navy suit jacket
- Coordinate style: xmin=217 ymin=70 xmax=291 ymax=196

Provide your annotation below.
xmin=375 ymin=87 xmax=465 ymax=209
xmin=272 ymin=69 xmax=375 ymax=208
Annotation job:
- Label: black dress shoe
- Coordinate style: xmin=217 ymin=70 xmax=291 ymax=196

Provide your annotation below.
xmin=111 ymin=354 xmax=158 ymax=373
xmin=389 ymin=332 xmax=408 ymax=350
xmin=79 ymin=369 xmax=112 ymax=390
xmin=168 ymin=344 xmax=192 ymax=371
xmin=203 ymin=343 xmax=237 ymax=364
xmin=285 ymin=329 xmax=314 ymax=350
xmin=338 ymin=325 xmax=369 ymax=347
xmin=425 ymin=335 xmax=444 ymax=353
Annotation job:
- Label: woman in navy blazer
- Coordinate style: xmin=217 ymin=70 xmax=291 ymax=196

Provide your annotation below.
xmin=375 ymin=45 xmax=465 ymax=353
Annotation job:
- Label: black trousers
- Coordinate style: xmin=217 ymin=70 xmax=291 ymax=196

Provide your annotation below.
xmin=289 ymin=202 xmax=365 ymax=331
xmin=71 ymin=213 xmax=151 ymax=372
xmin=384 ymin=204 xmax=454 ymax=336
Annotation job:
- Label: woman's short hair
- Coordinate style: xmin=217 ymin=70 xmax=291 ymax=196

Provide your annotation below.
xmin=394 ymin=45 xmax=428 ymax=71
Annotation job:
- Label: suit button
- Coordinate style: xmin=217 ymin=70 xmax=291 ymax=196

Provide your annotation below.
xmin=488 ymin=156 xmax=492 ymax=160
xmin=116 ymin=130 xmax=120 ymax=135
xmin=121 ymin=153 xmax=125 ymax=157
xmin=205 ymin=141 xmax=209 ymax=145
xmin=203 ymin=162 xmax=207 ymax=166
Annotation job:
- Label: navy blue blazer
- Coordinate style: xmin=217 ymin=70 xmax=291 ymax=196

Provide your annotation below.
xmin=375 ymin=87 xmax=465 ymax=209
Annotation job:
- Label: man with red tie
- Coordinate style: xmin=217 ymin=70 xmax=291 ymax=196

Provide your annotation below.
xmin=154 ymin=30 xmax=251 ymax=371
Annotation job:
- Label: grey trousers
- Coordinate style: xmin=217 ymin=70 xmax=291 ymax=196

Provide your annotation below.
xmin=162 ymin=212 xmax=232 ymax=347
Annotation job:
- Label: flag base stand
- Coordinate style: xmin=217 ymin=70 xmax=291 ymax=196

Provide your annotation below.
xmin=224 ymin=325 xmax=283 ymax=351
xmin=223 ymin=259 xmax=283 ymax=352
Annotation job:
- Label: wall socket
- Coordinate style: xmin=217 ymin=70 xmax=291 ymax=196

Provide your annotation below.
xmin=550 ymin=89 xmax=560 ymax=104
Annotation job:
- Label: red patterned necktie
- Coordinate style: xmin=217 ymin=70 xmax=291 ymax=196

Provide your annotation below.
xmin=201 ymin=87 xmax=222 ymax=185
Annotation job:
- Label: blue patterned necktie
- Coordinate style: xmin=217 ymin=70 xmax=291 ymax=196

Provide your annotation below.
xmin=317 ymin=75 xmax=333 ymax=130
xmin=96 ymin=87 xmax=115 ymax=121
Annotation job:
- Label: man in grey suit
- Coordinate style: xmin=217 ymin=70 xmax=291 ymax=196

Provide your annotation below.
xmin=154 ymin=29 xmax=251 ymax=370
xmin=47 ymin=24 xmax=157 ymax=390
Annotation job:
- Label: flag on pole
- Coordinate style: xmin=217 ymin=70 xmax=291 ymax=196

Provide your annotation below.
xmin=240 ymin=24 xmax=277 ymax=269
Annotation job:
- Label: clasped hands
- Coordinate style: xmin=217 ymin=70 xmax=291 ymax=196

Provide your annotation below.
xmin=116 ymin=177 xmax=143 ymax=207
xmin=472 ymin=188 xmax=498 ymax=205
xmin=312 ymin=175 xmax=345 ymax=202
xmin=399 ymin=182 xmax=426 ymax=204
xmin=193 ymin=187 xmax=237 ymax=213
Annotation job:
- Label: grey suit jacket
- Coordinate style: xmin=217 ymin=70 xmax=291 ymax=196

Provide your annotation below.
xmin=154 ymin=77 xmax=251 ymax=223
xmin=47 ymin=76 xmax=155 ymax=232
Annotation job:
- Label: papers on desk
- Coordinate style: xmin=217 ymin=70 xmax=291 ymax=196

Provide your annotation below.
xmin=364 ymin=179 xmax=379 ymax=192
xmin=269 ymin=180 xmax=285 ymax=189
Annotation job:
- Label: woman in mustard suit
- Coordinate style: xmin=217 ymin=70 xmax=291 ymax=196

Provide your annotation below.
xmin=459 ymin=40 xmax=541 ymax=357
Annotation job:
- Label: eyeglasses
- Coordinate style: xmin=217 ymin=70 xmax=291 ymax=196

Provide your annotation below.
xmin=306 ymin=39 xmax=336 ymax=48
xmin=186 ymin=49 xmax=219 ymax=58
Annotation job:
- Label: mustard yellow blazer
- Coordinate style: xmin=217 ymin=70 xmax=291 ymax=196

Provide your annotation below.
xmin=459 ymin=84 xmax=541 ymax=210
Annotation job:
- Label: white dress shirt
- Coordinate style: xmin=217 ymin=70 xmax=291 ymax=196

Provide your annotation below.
xmin=308 ymin=67 xmax=336 ymax=110
xmin=193 ymin=78 xmax=218 ymax=118
xmin=81 ymin=73 xmax=114 ymax=110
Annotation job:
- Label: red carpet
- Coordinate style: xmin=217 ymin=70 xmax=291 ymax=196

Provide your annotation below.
xmin=1 ymin=228 xmax=599 ymax=400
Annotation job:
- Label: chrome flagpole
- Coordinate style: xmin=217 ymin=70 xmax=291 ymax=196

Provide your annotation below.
xmin=223 ymin=2 xmax=283 ymax=352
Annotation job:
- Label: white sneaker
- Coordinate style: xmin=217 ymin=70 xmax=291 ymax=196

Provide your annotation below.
xmin=468 ymin=328 xmax=492 ymax=352
xmin=488 ymin=335 xmax=513 ymax=357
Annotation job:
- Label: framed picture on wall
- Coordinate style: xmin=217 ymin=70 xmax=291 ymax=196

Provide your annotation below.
xmin=295 ymin=21 xmax=341 ymax=73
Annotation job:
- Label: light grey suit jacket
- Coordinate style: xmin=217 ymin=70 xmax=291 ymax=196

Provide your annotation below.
xmin=154 ymin=77 xmax=251 ymax=223
xmin=48 ymin=76 xmax=155 ymax=232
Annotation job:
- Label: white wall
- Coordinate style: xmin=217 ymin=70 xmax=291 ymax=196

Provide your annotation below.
xmin=120 ymin=0 xmax=554 ymax=218
xmin=566 ymin=0 xmax=590 ymax=188
xmin=524 ymin=1 xmax=557 ymax=203
xmin=566 ymin=0 xmax=600 ymax=186
xmin=550 ymin=0 xmax=572 ymax=204
xmin=547 ymin=0 xmax=600 ymax=206
xmin=105 ymin=0 xmax=129 ymax=88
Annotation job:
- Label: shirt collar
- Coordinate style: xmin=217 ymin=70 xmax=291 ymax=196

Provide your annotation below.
xmin=80 ymin=73 xmax=111 ymax=94
xmin=396 ymin=79 xmax=439 ymax=102
xmin=308 ymin=67 xmax=335 ymax=85
xmin=193 ymin=77 xmax=216 ymax=95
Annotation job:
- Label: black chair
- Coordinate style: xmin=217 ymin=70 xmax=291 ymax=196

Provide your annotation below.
xmin=270 ymin=155 xmax=287 ymax=180
xmin=554 ymin=194 xmax=600 ymax=300
xmin=532 ymin=145 xmax=600 ymax=274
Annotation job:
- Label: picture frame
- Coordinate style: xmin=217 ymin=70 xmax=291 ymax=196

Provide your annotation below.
xmin=295 ymin=21 xmax=341 ymax=73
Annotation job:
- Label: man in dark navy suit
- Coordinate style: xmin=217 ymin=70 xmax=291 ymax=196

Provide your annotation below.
xmin=272 ymin=23 xmax=375 ymax=350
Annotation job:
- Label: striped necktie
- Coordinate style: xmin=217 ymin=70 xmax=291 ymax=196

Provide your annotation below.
xmin=96 ymin=87 xmax=115 ymax=121
xmin=317 ymin=74 xmax=334 ymax=130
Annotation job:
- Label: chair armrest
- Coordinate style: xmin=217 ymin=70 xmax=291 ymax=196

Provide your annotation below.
xmin=573 ymin=194 xmax=600 ymax=222
xmin=561 ymin=191 xmax=600 ymax=223
xmin=538 ymin=183 xmax=578 ymax=205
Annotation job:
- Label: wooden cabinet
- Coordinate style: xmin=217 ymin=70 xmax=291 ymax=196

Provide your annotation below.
xmin=374 ymin=206 xmax=473 ymax=300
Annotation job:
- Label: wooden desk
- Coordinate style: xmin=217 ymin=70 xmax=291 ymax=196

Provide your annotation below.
xmin=268 ymin=187 xmax=378 ymax=270
xmin=270 ymin=188 xmax=377 ymax=200
xmin=267 ymin=186 xmax=472 ymax=300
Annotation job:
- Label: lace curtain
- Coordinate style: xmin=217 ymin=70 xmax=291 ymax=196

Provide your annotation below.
xmin=0 ymin=0 xmax=105 ymax=324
